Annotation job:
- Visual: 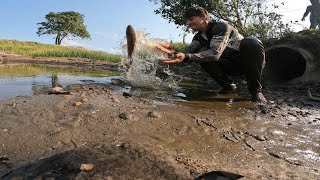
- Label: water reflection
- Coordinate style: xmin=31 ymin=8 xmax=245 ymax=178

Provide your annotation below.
xmin=0 ymin=65 xmax=119 ymax=100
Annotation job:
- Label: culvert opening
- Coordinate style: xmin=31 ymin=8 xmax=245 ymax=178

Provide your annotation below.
xmin=264 ymin=47 xmax=307 ymax=83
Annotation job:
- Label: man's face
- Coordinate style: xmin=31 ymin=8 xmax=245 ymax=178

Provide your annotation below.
xmin=185 ymin=16 xmax=206 ymax=31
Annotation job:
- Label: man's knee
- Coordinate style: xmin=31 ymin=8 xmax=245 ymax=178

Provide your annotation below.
xmin=240 ymin=37 xmax=265 ymax=68
xmin=240 ymin=37 xmax=263 ymax=49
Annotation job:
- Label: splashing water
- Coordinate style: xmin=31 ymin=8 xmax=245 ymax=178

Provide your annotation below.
xmin=121 ymin=31 xmax=182 ymax=90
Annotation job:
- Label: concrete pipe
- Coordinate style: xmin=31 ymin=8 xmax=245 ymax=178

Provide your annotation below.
xmin=264 ymin=44 xmax=319 ymax=83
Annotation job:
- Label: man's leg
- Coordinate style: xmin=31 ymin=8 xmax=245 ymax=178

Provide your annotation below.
xmin=239 ymin=37 xmax=268 ymax=103
xmin=310 ymin=17 xmax=317 ymax=29
xmin=200 ymin=61 xmax=237 ymax=94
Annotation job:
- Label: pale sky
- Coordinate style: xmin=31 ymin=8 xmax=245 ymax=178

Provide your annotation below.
xmin=0 ymin=0 xmax=313 ymax=54
xmin=276 ymin=0 xmax=310 ymax=30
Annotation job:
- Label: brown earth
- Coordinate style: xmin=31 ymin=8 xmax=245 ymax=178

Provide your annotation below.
xmin=0 ymin=53 xmax=319 ymax=179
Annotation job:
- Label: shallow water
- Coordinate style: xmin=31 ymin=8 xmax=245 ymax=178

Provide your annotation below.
xmin=0 ymin=65 xmax=119 ymax=100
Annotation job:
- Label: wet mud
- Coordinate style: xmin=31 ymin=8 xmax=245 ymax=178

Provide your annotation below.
xmin=0 ymin=54 xmax=319 ymax=179
xmin=0 ymin=80 xmax=319 ymax=179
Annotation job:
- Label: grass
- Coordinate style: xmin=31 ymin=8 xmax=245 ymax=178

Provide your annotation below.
xmin=0 ymin=39 xmax=122 ymax=63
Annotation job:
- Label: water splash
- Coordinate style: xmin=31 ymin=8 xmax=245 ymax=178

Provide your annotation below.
xmin=121 ymin=31 xmax=182 ymax=90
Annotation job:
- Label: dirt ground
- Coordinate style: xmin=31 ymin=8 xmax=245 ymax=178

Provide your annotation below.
xmin=0 ymin=54 xmax=319 ymax=179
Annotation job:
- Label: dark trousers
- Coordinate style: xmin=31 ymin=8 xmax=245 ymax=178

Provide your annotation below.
xmin=310 ymin=16 xmax=320 ymax=29
xmin=200 ymin=37 xmax=265 ymax=95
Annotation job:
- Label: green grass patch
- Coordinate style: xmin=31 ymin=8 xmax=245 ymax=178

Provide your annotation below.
xmin=0 ymin=39 xmax=122 ymax=63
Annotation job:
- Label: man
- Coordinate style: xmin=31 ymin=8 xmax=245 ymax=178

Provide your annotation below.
xmin=301 ymin=0 xmax=320 ymax=29
xmin=158 ymin=7 xmax=268 ymax=104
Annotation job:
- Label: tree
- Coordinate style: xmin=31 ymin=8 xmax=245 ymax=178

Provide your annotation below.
xmin=149 ymin=0 xmax=291 ymax=41
xmin=37 ymin=11 xmax=91 ymax=45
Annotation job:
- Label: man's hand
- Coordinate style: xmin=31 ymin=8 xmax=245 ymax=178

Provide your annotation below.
xmin=301 ymin=17 xmax=305 ymax=21
xmin=155 ymin=44 xmax=175 ymax=55
xmin=159 ymin=52 xmax=185 ymax=64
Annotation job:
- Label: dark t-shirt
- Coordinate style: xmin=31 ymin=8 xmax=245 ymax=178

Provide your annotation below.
xmin=186 ymin=20 xmax=243 ymax=62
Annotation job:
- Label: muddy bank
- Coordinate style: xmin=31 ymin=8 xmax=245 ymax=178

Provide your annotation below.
xmin=0 ymin=79 xmax=319 ymax=179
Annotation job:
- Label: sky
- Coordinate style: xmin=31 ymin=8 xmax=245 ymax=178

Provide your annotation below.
xmin=0 ymin=0 xmax=312 ymax=54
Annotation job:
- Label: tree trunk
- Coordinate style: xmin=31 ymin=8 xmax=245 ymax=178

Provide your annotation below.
xmin=57 ymin=34 xmax=67 ymax=45
xmin=55 ymin=33 xmax=61 ymax=45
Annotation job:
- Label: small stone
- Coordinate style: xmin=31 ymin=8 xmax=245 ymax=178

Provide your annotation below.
xmin=254 ymin=135 xmax=267 ymax=141
xmin=119 ymin=112 xmax=131 ymax=120
xmin=123 ymin=92 xmax=132 ymax=98
xmin=111 ymin=97 xmax=120 ymax=103
xmin=52 ymin=86 xmax=64 ymax=92
xmin=74 ymin=102 xmax=82 ymax=106
xmin=80 ymin=163 xmax=94 ymax=171
xmin=147 ymin=111 xmax=161 ymax=118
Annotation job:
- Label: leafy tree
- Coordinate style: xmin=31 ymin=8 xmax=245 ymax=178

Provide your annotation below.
xmin=37 ymin=11 xmax=91 ymax=45
xmin=149 ymin=0 xmax=291 ymax=41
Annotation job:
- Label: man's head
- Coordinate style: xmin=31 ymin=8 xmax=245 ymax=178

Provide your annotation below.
xmin=310 ymin=0 xmax=319 ymax=5
xmin=184 ymin=7 xmax=210 ymax=32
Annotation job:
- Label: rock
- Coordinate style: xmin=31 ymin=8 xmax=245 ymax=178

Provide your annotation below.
xmin=147 ymin=111 xmax=161 ymax=118
xmin=73 ymin=102 xmax=82 ymax=106
xmin=80 ymin=163 xmax=94 ymax=171
xmin=119 ymin=112 xmax=132 ymax=120
xmin=111 ymin=97 xmax=120 ymax=103
xmin=253 ymin=135 xmax=267 ymax=141
xmin=48 ymin=86 xmax=70 ymax=94
xmin=123 ymin=92 xmax=132 ymax=98
xmin=51 ymin=86 xmax=64 ymax=92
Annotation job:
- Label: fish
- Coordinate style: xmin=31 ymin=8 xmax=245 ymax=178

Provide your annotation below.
xmin=126 ymin=25 xmax=136 ymax=66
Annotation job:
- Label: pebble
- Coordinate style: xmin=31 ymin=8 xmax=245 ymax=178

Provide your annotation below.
xmin=51 ymin=86 xmax=64 ymax=92
xmin=119 ymin=112 xmax=132 ymax=120
xmin=123 ymin=92 xmax=132 ymax=98
xmin=147 ymin=111 xmax=161 ymax=118
xmin=111 ymin=97 xmax=120 ymax=103
xmin=74 ymin=102 xmax=82 ymax=106
xmin=253 ymin=135 xmax=267 ymax=141
xmin=80 ymin=163 xmax=94 ymax=171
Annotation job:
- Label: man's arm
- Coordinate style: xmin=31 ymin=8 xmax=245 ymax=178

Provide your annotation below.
xmin=302 ymin=6 xmax=312 ymax=21
xmin=187 ymin=22 xmax=231 ymax=63
xmin=159 ymin=22 xmax=231 ymax=64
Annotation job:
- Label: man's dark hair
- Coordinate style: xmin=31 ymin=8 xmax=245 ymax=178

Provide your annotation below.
xmin=184 ymin=6 xmax=209 ymax=19
xmin=310 ymin=0 xmax=320 ymax=5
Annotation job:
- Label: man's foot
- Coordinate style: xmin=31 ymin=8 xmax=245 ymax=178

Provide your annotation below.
xmin=251 ymin=92 xmax=268 ymax=104
xmin=218 ymin=83 xmax=237 ymax=94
